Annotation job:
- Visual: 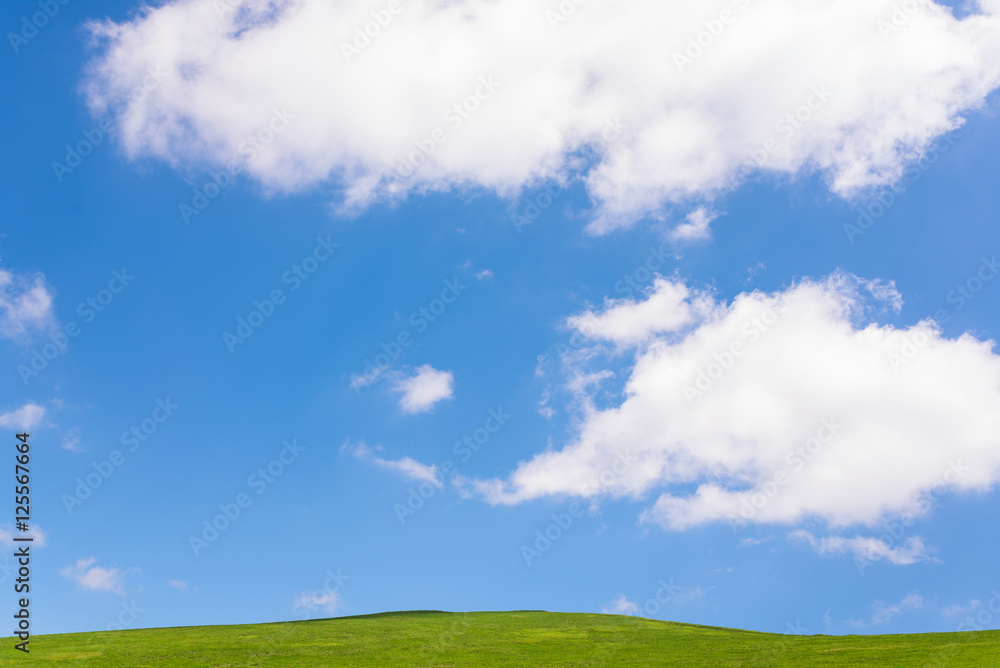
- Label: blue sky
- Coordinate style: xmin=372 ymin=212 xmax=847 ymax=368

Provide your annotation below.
xmin=3 ymin=0 xmax=1000 ymax=638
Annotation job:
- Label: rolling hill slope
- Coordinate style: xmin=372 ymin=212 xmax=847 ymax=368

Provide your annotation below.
xmin=4 ymin=611 xmax=999 ymax=667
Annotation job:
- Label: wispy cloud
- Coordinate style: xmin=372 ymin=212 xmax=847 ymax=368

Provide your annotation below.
xmin=0 ymin=269 xmax=54 ymax=341
xmin=601 ymin=594 xmax=639 ymax=616
xmin=293 ymin=590 xmax=341 ymax=615
xmin=0 ymin=524 xmax=46 ymax=548
xmin=943 ymin=600 xmax=983 ymax=618
xmin=0 ymin=403 xmax=45 ymax=431
xmin=790 ymin=531 xmax=933 ymax=566
xmin=58 ymin=558 xmax=129 ymax=596
xmin=344 ymin=441 xmax=441 ymax=488
xmin=846 ymin=592 xmax=925 ymax=627
xmin=62 ymin=433 xmax=84 ymax=453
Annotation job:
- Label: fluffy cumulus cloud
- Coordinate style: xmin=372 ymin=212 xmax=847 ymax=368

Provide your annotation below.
xmin=81 ymin=0 xmax=1000 ymax=229
xmin=670 ymin=208 xmax=717 ymax=242
xmin=392 ymin=365 xmax=454 ymax=413
xmin=0 ymin=403 xmax=46 ymax=431
xmin=473 ymin=272 xmax=1000 ymax=535
xmin=58 ymin=558 xmax=128 ymax=596
xmin=0 ymin=269 xmax=54 ymax=340
xmin=567 ymin=278 xmax=712 ymax=347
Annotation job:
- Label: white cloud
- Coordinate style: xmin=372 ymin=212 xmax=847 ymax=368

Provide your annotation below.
xmin=293 ymin=590 xmax=341 ymax=614
xmin=943 ymin=600 xmax=983 ymax=617
xmin=344 ymin=440 xmax=442 ymax=488
xmin=0 ymin=270 xmax=53 ymax=340
xmin=567 ymin=277 xmax=710 ymax=347
xmin=62 ymin=435 xmax=84 ymax=453
xmin=601 ymin=594 xmax=639 ymax=616
xmin=374 ymin=455 xmax=442 ymax=487
xmin=81 ymin=0 xmax=1000 ymax=229
xmin=475 ymin=269 xmax=494 ymax=281
xmin=871 ymin=593 xmax=925 ymax=625
xmin=0 ymin=524 xmax=47 ymax=548
xmin=349 ymin=371 xmax=379 ymax=391
xmin=167 ymin=579 xmax=189 ymax=590
xmin=58 ymin=558 xmax=128 ymax=596
xmin=0 ymin=403 xmax=45 ymax=431
xmin=670 ymin=208 xmax=716 ymax=242
xmin=672 ymin=586 xmax=712 ymax=605
xmin=537 ymin=390 xmax=555 ymax=419
xmin=789 ymin=530 xmax=932 ymax=566
xmin=473 ymin=271 xmax=1000 ymax=534
xmin=392 ymin=365 xmax=454 ymax=413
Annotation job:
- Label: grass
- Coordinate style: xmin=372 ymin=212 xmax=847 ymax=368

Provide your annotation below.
xmin=3 ymin=610 xmax=999 ymax=666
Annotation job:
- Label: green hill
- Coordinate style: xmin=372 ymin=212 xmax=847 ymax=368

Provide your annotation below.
xmin=4 ymin=611 xmax=999 ymax=666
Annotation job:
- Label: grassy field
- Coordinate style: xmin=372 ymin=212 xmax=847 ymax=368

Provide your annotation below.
xmin=4 ymin=610 xmax=999 ymax=667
